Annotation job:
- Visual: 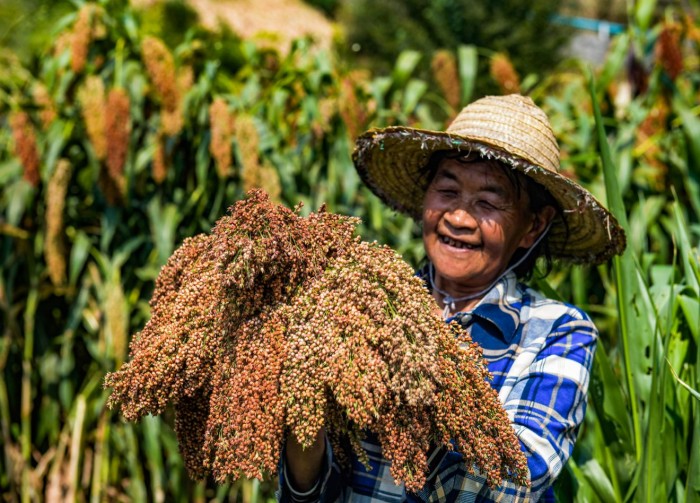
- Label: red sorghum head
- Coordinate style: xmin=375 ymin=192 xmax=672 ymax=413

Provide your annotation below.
xmin=105 ymin=189 xmax=528 ymax=491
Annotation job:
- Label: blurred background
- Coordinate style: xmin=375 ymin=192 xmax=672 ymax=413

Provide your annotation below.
xmin=0 ymin=0 xmax=698 ymax=501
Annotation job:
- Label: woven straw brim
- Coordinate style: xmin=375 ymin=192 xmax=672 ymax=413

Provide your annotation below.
xmin=352 ymin=127 xmax=626 ymax=265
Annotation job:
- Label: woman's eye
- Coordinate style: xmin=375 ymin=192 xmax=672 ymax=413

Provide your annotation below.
xmin=478 ymin=200 xmax=498 ymax=209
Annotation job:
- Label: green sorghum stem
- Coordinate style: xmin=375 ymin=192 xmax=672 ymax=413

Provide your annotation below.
xmin=21 ymin=280 xmax=37 ymax=503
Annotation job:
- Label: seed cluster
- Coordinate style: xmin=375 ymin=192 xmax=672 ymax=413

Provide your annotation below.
xmin=79 ymin=76 xmax=107 ymax=160
xmin=338 ymin=75 xmax=366 ymax=140
xmin=656 ymin=22 xmax=683 ymax=81
xmin=44 ymin=159 xmax=72 ymax=287
xmin=431 ymin=50 xmax=460 ymax=110
xmin=209 ymin=97 xmax=235 ymax=179
xmin=141 ymin=36 xmax=183 ymax=136
xmin=9 ymin=111 xmax=41 ymax=187
xmin=490 ymin=53 xmax=521 ymax=95
xmin=233 ymin=115 xmax=282 ymax=200
xmin=33 ymin=83 xmax=57 ymax=129
xmin=70 ymin=4 xmax=92 ymax=73
xmin=105 ymin=88 xmax=130 ymax=194
xmin=105 ymin=189 xmax=527 ymax=491
xmin=152 ymin=134 xmax=168 ymax=184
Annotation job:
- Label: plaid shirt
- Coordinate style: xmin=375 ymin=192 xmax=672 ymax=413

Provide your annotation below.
xmin=279 ymin=271 xmax=598 ymax=502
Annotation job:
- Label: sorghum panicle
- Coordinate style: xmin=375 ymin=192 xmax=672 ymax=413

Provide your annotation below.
xmin=33 ymin=83 xmax=57 ymax=129
xmin=234 ymin=114 xmax=263 ymax=192
xmin=209 ymin=98 xmax=234 ymax=179
xmin=70 ymin=4 xmax=92 ymax=73
xmin=152 ymin=133 xmax=168 ymax=184
xmin=490 ymin=53 xmax=521 ymax=95
xmin=656 ymin=22 xmax=683 ymax=81
xmin=79 ymin=76 xmax=107 ymax=160
xmin=44 ymin=159 xmax=72 ymax=286
xmin=431 ymin=50 xmax=461 ymax=110
xmin=141 ymin=36 xmax=183 ymax=135
xmin=105 ymin=88 xmax=130 ymax=192
xmin=106 ymin=189 xmax=528 ymax=492
xmin=141 ymin=36 xmax=179 ymax=111
xmin=338 ymin=77 xmax=365 ymax=140
xmin=9 ymin=111 xmax=41 ymax=187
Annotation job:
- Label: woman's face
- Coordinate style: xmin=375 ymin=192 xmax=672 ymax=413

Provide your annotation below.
xmin=422 ymin=158 xmax=545 ymax=297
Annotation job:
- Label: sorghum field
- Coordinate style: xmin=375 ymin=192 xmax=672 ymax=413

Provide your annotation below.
xmin=0 ymin=0 xmax=698 ymax=501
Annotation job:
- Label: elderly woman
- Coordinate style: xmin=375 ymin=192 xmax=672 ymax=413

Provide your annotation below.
xmin=279 ymin=95 xmax=625 ymax=501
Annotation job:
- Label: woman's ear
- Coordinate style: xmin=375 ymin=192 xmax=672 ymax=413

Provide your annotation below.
xmin=519 ymin=205 xmax=557 ymax=249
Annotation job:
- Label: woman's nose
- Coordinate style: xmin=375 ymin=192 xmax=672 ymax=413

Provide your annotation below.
xmin=444 ymin=205 xmax=477 ymax=229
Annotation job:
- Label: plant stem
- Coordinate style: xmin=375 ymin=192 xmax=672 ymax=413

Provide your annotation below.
xmin=90 ymin=410 xmax=108 ymax=503
xmin=66 ymin=394 xmax=87 ymax=503
xmin=21 ymin=281 xmax=37 ymax=503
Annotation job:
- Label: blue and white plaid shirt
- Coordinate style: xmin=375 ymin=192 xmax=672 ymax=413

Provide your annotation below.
xmin=279 ymin=271 xmax=598 ymax=502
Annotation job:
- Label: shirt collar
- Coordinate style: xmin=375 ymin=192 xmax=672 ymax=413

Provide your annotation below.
xmin=447 ymin=271 xmax=522 ymax=343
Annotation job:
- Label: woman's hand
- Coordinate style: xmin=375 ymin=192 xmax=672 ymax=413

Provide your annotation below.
xmin=285 ymin=428 xmax=326 ymax=492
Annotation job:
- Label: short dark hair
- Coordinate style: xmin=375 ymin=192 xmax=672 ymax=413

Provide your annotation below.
xmin=421 ymin=150 xmax=567 ymax=279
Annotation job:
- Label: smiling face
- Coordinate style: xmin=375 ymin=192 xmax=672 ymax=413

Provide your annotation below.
xmin=422 ymin=157 xmax=548 ymax=304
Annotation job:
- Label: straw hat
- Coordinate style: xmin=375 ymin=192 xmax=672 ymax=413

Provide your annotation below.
xmin=352 ymin=94 xmax=626 ymax=264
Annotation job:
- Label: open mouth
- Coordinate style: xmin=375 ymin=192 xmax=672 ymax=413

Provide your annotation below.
xmin=439 ymin=234 xmax=479 ymax=250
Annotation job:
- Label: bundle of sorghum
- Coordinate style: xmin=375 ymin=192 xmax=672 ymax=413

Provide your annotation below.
xmin=105 ymin=189 xmax=528 ymax=491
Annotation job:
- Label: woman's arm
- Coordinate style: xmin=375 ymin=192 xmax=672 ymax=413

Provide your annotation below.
xmin=423 ymin=307 xmax=597 ymax=501
xmin=278 ymin=428 xmax=347 ymax=503
xmin=285 ymin=429 xmax=326 ymax=491
xmin=483 ymin=309 xmax=598 ymax=500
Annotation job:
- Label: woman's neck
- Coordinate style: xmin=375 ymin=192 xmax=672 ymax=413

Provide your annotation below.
xmin=432 ymin=290 xmax=480 ymax=317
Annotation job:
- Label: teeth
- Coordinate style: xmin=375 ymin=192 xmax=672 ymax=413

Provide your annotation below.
xmin=440 ymin=235 xmax=476 ymax=249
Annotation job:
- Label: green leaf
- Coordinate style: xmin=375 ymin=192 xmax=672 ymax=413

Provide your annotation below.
xmin=590 ymin=72 xmax=647 ymax=460
xmin=671 ymin=202 xmax=700 ymax=294
xmin=580 ymin=458 xmax=617 ymax=503
xmin=100 ymin=208 xmax=120 ymax=252
xmin=590 ymin=343 xmax=634 ymax=450
xmin=391 ymin=50 xmax=422 ymax=90
xmin=402 ymin=79 xmax=428 ymax=116
xmin=666 ymin=359 xmax=700 ymax=402
xmin=240 ymin=74 xmax=262 ymax=107
xmin=628 ymin=196 xmax=665 ymax=256
xmin=147 ymin=199 xmax=182 ymax=268
xmin=679 ymin=295 xmax=699 ymax=343
xmin=0 ymin=159 xmax=22 ymax=185
xmin=66 ymin=393 xmax=87 ymax=500
xmin=634 ymin=0 xmax=657 ymax=31
xmin=6 ymin=179 xmax=34 ymax=227
xmin=366 ymin=189 xmax=384 ymax=231
xmin=687 ymin=410 xmax=700 ymax=501
xmin=673 ymin=99 xmax=700 ymax=218
xmin=69 ymin=230 xmax=92 ymax=287
xmin=598 ymin=33 xmax=630 ymax=92
xmin=142 ymin=416 xmax=165 ymax=503
xmin=113 ymin=236 xmax=147 ymax=272
xmin=371 ymin=76 xmax=393 ymax=108
xmin=565 ymin=458 xmax=604 ymax=503
xmin=43 ymin=120 xmax=73 ymax=178
xmin=122 ymin=424 xmax=147 ymax=502
xmin=531 ymin=276 xmax=565 ymax=302
xmin=457 ymin=45 xmax=477 ymax=106
xmin=123 ymin=10 xmax=140 ymax=43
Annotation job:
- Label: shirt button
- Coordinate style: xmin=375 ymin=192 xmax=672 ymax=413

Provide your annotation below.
xmin=460 ymin=314 xmax=472 ymax=325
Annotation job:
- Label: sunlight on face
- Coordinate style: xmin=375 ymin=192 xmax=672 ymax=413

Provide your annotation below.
xmin=422 ymin=158 xmax=540 ymax=298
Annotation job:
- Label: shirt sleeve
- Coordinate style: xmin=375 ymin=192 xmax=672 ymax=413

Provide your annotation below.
xmin=481 ymin=309 xmax=598 ymax=501
xmin=423 ymin=308 xmax=597 ymax=502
